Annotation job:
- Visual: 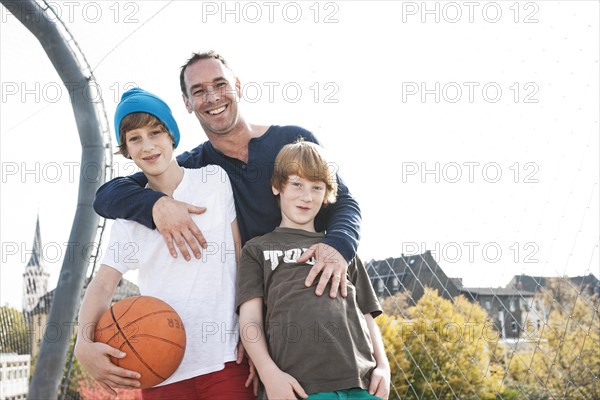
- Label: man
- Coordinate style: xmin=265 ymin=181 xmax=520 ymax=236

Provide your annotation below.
xmin=94 ymin=51 xmax=361 ymax=298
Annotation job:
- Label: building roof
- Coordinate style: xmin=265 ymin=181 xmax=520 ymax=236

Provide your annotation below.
xmin=364 ymin=252 xmax=600 ymax=304
xmin=113 ymin=278 xmax=141 ymax=300
xmin=461 ymin=287 xmax=536 ymax=297
xmin=507 ymin=274 xmax=600 ymax=294
xmin=28 ymin=278 xmax=140 ymax=316
xmin=366 ymin=251 xmax=460 ymax=303
xmin=25 ymin=217 xmax=44 ymax=269
xmin=449 ymin=277 xmax=463 ymax=290
xmin=30 ymin=291 xmax=53 ymax=315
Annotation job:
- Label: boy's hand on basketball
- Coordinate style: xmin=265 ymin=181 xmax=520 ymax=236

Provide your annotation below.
xmin=300 ymin=243 xmax=348 ymax=298
xmin=153 ymin=196 xmax=207 ymax=261
xmin=369 ymin=365 xmax=391 ymax=400
xmin=262 ymin=368 xmax=308 ymax=400
xmin=75 ymin=341 xmax=141 ymax=395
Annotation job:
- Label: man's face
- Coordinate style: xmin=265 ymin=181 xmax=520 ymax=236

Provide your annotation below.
xmin=182 ymin=58 xmax=242 ymax=136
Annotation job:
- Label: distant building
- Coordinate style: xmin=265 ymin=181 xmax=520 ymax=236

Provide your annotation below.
xmin=21 ymin=217 xmax=141 ymax=358
xmin=507 ymin=273 xmax=600 ymax=298
xmin=28 ymin=279 xmax=140 ymax=359
xmin=363 ymin=253 xmax=598 ymax=343
xmin=500 ymin=273 xmax=600 ymax=340
xmin=460 ymin=287 xmax=540 ymax=339
xmin=365 ymin=252 xmax=550 ymax=340
xmin=0 ymin=353 xmax=30 ymax=400
xmin=22 ymin=217 xmax=49 ymax=314
xmin=366 ymin=251 xmax=461 ymax=305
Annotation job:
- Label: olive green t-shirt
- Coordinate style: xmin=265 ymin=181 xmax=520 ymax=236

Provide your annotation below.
xmin=237 ymin=227 xmax=382 ymax=396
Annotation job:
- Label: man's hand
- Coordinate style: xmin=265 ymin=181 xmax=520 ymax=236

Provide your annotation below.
xmin=74 ymin=340 xmax=141 ymax=396
xmin=299 ymin=243 xmax=349 ymax=298
xmin=152 ymin=196 xmax=207 ymax=260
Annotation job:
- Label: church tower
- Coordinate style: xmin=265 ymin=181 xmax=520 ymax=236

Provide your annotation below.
xmin=22 ymin=217 xmax=49 ymax=313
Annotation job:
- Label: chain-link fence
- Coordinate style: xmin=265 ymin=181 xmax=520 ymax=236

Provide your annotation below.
xmin=368 ymin=253 xmax=600 ymax=400
xmin=2 ymin=250 xmax=598 ymax=399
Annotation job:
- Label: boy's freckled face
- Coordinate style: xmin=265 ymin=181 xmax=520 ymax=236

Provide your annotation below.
xmin=125 ymin=125 xmax=174 ymax=177
xmin=272 ymin=175 xmax=327 ymax=232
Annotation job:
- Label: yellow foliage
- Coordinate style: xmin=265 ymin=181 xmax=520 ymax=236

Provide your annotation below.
xmin=377 ymin=288 xmax=505 ymax=399
xmin=507 ymin=282 xmax=600 ymax=399
xmin=376 ymin=313 xmax=411 ymax=398
xmin=378 ymin=282 xmax=599 ymax=399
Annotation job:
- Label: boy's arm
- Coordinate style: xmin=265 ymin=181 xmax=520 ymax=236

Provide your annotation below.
xmin=239 ymin=298 xmax=308 ymax=400
xmin=75 ymin=266 xmax=141 ymax=396
xmin=365 ymin=314 xmax=391 ymax=400
xmin=231 ymin=218 xmax=259 ymax=392
xmin=348 ymin=255 xmax=389 ymax=398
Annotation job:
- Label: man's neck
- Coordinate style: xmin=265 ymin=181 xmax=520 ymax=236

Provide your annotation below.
xmin=207 ymin=122 xmax=269 ymax=163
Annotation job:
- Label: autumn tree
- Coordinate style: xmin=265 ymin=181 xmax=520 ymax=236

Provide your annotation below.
xmin=377 ymin=288 xmax=505 ymax=399
xmin=377 ymin=313 xmax=412 ymax=398
xmin=507 ymin=279 xmax=600 ymax=399
xmin=77 ymin=378 xmax=141 ymax=400
xmin=380 ymin=290 xmax=412 ymax=318
xmin=0 ymin=305 xmax=31 ymax=354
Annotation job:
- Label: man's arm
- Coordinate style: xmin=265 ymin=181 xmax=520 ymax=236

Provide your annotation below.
xmin=93 ymin=148 xmax=208 ymax=259
xmin=298 ymin=128 xmax=361 ymax=261
xmin=293 ymin=128 xmax=361 ymax=298
xmin=299 ymin=173 xmax=361 ymax=298
xmin=318 ymin=173 xmax=362 ymax=261
xmin=94 ymin=146 xmax=206 ymax=226
xmin=93 ymin=172 xmax=157 ymax=228
xmin=239 ymin=298 xmax=308 ymax=400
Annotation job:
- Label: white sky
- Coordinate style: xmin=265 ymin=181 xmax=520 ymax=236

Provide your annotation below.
xmin=1 ymin=1 xmax=598 ymax=310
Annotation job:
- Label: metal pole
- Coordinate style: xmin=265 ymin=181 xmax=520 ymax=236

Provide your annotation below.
xmin=0 ymin=1 xmax=105 ymax=397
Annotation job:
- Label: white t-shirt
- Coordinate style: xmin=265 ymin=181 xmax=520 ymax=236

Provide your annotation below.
xmin=101 ymin=166 xmax=238 ymax=386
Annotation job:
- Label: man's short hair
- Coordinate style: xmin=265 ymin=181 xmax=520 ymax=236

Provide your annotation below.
xmin=179 ymin=50 xmax=232 ymax=96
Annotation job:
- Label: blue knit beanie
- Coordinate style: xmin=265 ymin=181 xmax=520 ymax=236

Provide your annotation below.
xmin=114 ymin=88 xmax=180 ymax=148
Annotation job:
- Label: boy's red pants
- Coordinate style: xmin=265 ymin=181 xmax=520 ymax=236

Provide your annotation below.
xmin=141 ymin=360 xmax=255 ymax=400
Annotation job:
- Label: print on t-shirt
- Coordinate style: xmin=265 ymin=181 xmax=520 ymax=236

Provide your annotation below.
xmin=263 ymin=248 xmax=315 ymax=270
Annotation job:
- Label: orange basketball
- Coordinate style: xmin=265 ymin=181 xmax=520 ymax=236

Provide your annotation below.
xmin=95 ymin=295 xmax=186 ymax=389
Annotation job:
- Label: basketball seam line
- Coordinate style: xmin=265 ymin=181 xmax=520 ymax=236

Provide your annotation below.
xmin=110 ymin=304 xmax=167 ymax=381
xmin=120 ymin=310 xmax=182 ymax=331
xmin=132 ymin=334 xmax=185 ymax=349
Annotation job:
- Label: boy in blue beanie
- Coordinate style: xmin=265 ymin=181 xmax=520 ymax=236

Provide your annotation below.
xmin=75 ymin=88 xmax=255 ymax=399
